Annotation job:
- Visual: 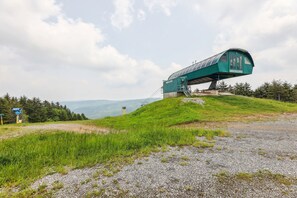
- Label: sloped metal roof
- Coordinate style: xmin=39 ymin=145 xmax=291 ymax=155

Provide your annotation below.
xmin=168 ymin=48 xmax=254 ymax=80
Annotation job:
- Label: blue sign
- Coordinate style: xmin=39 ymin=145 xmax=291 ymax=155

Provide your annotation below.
xmin=12 ymin=108 xmax=22 ymax=115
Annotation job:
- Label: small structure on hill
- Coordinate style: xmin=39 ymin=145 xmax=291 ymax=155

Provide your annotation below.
xmin=12 ymin=108 xmax=22 ymax=123
xmin=162 ymin=48 xmax=255 ymax=98
xmin=122 ymin=106 xmax=127 ymax=115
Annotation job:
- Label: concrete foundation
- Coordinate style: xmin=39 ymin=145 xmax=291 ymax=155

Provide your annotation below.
xmin=163 ymin=92 xmax=183 ymax=98
xmin=192 ymin=90 xmax=234 ymax=96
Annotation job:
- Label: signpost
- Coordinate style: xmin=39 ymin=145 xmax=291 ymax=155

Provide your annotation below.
xmin=122 ymin=106 xmax=126 ymax=115
xmin=12 ymin=108 xmax=22 ymax=124
xmin=0 ymin=114 xmax=4 ymax=125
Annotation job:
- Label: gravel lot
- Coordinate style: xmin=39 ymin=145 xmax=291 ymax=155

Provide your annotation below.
xmin=32 ymin=114 xmax=297 ymax=197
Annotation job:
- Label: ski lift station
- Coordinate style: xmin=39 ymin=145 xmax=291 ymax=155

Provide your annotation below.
xmin=162 ymin=48 xmax=255 ymax=98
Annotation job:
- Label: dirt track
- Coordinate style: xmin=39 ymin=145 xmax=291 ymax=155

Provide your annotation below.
xmin=26 ymin=123 xmax=109 ymax=134
xmin=0 ymin=123 xmax=109 ymax=140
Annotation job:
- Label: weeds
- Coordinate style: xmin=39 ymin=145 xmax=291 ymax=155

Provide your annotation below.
xmin=0 ymin=128 xmax=223 ymax=187
xmin=215 ymin=170 xmax=297 ymax=186
xmin=184 ymin=185 xmax=193 ymax=191
xmin=161 ymin=157 xmax=169 ymax=163
xmin=180 ymin=156 xmax=190 ymax=161
xmin=52 ymin=181 xmax=64 ymax=191
xmin=86 ymin=189 xmax=105 ymax=198
xmin=179 ymin=161 xmax=189 ymax=166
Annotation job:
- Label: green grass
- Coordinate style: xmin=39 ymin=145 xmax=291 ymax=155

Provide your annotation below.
xmin=89 ymin=96 xmax=297 ymax=129
xmin=0 ymin=128 xmax=225 ymax=188
xmin=1 ymin=95 xmax=297 ymax=192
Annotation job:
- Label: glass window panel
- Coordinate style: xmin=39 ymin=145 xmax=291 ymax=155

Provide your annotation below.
xmin=194 ymin=63 xmax=199 ymax=70
xmin=245 ymin=57 xmax=251 ymax=65
xmin=205 ymin=58 xmax=211 ymax=67
xmin=220 ymin=54 xmax=227 ymax=62
xmin=205 ymin=59 xmax=210 ymax=67
xmin=206 ymin=58 xmax=213 ymax=67
xmin=202 ymin=60 xmax=207 ymax=68
xmin=210 ymin=56 xmax=218 ymax=65
xmin=210 ymin=56 xmax=216 ymax=65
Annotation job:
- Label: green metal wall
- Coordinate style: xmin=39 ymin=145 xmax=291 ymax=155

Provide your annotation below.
xmin=163 ymin=77 xmax=188 ymax=93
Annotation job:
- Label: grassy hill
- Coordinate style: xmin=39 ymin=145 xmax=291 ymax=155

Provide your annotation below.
xmin=89 ymin=96 xmax=297 ymax=129
xmin=1 ymin=95 xmax=297 ymax=194
xmin=60 ymin=98 xmax=160 ymax=119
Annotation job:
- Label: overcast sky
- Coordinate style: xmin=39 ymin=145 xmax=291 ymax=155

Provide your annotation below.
xmin=0 ymin=0 xmax=296 ymax=101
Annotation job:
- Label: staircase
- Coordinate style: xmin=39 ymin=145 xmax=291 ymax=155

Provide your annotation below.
xmin=182 ymin=86 xmax=191 ymax=97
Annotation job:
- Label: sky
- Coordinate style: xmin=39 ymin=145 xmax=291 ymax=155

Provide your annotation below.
xmin=0 ymin=0 xmax=296 ymax=101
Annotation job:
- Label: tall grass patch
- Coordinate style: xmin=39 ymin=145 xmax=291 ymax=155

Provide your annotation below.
xmin=0 ymin=128 xmax=224 ymax=187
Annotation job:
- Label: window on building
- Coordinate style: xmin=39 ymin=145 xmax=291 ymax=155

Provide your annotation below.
xmin=220 ymin=54 xmax=227 ymax=62
xmin=245 ymin=57 xmax=251 ymax=65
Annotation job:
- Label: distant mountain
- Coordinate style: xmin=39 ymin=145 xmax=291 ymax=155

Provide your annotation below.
xmin=60 ymin=98 xmax=161 ymax=119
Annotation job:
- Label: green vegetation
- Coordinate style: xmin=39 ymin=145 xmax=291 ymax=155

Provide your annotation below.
xmin=0 ymin=94 xmax=87 ymax=124
xmin=1 ymin=95 xmax=297 ymax=194
xmin=52 ymin=181 xmax=64 ymax=191
xmin=161 ymin=157 xmax=169 ymax=163
xmin=90 ymin=96 xmax=297 ymax=129
xmin=215 ymin=170 xmax=297 ymax=186
xmin=0 ymin=128 xmax=224 ymax=187
xmin=217 ymin=80 xmax=297 ymax=102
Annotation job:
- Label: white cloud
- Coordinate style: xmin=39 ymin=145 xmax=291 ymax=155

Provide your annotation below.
xmin=137 ymin=9 xmax=146 ymax=21
xmin=0 ymin=0 xmax=173 ymax=100
xmin=144 ymin=0 xmax=178 ymax=16
xmin=110 ymin=0 xmax=134 ymax=30
xmin=194 ymin=0 xmax=297 ymax=85
xmin=2 ymin=0 xmax=296 ymax=100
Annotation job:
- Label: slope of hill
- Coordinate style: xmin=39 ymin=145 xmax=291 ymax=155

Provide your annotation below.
xmin=60 ymin=98 xmax=160 ymax=119
xmin=2 ymin=95 xmax=297 ymax=196
xmin=91 ymin=96 xmax=297 ymax=129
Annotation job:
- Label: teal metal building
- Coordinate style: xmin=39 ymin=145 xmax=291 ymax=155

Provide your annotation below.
xmin=163 ymin=48 xmax=255 ymax=98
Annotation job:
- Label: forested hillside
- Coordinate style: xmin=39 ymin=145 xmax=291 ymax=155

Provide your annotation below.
xmin=0 ymin=94 xmax=88 ymax=123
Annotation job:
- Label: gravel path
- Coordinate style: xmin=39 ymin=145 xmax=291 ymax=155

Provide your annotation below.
xmin=31 ymin=115 xmax=297 ymax=197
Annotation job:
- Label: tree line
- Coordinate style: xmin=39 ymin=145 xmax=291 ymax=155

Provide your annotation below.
xmin=0 ymin=94 xmax=88 ymax=124
xmin=216 ymin=80 xmax=297 ymax=102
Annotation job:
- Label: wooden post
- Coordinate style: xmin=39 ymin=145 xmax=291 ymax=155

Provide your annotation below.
xmin=0 ymin=115 xmax=3 ymax=125
xmin=16 ymin=115 xmax=19 ymax=124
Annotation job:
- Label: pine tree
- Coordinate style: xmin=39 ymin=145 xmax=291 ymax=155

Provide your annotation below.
xmin=217 ymin=81 xmax=228 ymax=92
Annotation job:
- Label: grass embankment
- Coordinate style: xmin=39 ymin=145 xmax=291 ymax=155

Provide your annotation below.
xmin=1 ymin=95 xmax=297 ymax=190
xmin=90 ymin=96 xmax=297 ymax=129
